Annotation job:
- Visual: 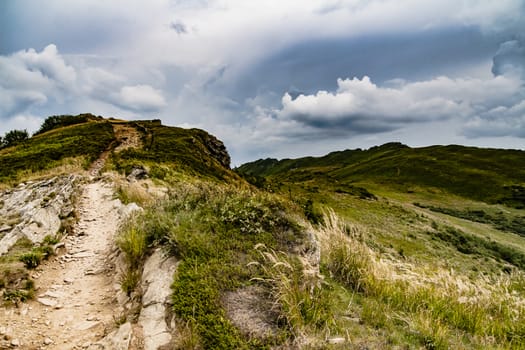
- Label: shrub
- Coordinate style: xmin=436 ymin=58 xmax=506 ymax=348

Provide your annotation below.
xmin=120 ymin=269 xmax=141 ymax=296
xmin=34 ymin=114 xmax=94 ymax=135
xmin=19 ymin=251 xmax=43 ymax=269
xmin=43 ymin=234 xmax=60 ymax=245
xmin=2 ymin=129 xmax=29 ymax=148
xmin=303 ymin=199 xmax=323 ymax=225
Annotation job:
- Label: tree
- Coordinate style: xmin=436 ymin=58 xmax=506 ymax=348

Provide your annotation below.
xmin=3 ymin=129 xmax=29 ymax=148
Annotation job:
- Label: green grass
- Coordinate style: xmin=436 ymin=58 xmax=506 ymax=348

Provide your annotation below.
xmin=237 ymin=143 xmax=525 ymax=208
xmin=117 ymin=181 xmax=311 ymax=348
xmin=415 ymin=203 xmax=525 ymax=237
xmin=237 ymin=144 xmax=525 ymax=348
xmin=316 ymin=211 xmax=525 ymax=348
xmin=0 ymin=120 xmax=115 ymax=183
xmin=0 ymin=237 xmax=52 ymax=305
xmin=18 ymin=236 xmax=57 ymax=269
xmin=251 ymin=245 xmax=334 ymax=339
xmin=110 ymin=121 xmax=235 ymax=182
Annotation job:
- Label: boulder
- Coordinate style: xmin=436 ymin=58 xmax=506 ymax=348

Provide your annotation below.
xmin=89 ymin=322 xmax=132 ymax=350
xmin=127 ymin=166 xmax=148 ymax=181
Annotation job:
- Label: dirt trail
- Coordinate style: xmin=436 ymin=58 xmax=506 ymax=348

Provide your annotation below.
xmin=0 ymin=182 xmax=125 ymax=349
xmin=89 ymin=123 xmax=142 ymax=177
xmin=1 ymin=123 xmax=144 ymax=349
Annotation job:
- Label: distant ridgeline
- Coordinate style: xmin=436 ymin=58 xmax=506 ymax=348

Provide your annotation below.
xmin=236 ymin=142 xmax=525 ymax=208
xmin=0 ymin=114 xmax=233 ymax=183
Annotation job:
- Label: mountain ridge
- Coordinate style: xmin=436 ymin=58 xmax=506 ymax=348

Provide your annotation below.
xmin=237 ymin=142 xmax=525 ymax=208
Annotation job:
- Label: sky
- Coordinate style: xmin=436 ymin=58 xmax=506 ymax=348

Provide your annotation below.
xmin=1 ymin=0 xmax=524 ymax=165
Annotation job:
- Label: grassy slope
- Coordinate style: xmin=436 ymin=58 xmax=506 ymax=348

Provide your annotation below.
xmin=4 ymin=120 xmax=525 ymax=348
xmin=238 ymin=142 xmax=525 ymax=207
xmin=237 ymin=143 xmax=525 ymax=348
xmin=109 ymin=120 xmax=237 ymax=182
xmin=0 ymin=120 xmax=115 ymax=183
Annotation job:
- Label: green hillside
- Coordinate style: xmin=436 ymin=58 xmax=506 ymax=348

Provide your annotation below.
xmin=237 ymin=142 xmax=525 ymax=208
xmin=0 ymin=119 xmax=114 ymax=184
xmin=110 ymin=119 xmax=235 ymax=182
xmin=236 ymin=142 xmax=525 ymax=348
xmin=0 ymin=115 xmax=236 ymax=185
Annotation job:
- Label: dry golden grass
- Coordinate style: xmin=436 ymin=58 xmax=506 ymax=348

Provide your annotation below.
xmin=112 ymin=176 xmax=155 ymax=206
xmin=0 ymin=156 xmax=87 ymax=187
xmin=314 ymin=210 xmax=525 ymax=348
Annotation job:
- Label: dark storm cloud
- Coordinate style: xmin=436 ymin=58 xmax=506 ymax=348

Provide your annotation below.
xmin=226 ymin=27 xmax=500 ymax=100
xmin=492 ymin=38 xmax=525 ymax=78
xmin=265 ymin=71 xmax=523 ymax=142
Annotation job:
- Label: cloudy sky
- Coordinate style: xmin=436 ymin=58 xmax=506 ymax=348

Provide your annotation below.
xmin=1 ymin=0 xmax=524 ymax=165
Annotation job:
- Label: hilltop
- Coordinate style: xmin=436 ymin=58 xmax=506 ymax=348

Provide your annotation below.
xmin=1 ymin=116 xmax=525 ymax=349
xmin=0 ymin=114 xmax=233 ymax=185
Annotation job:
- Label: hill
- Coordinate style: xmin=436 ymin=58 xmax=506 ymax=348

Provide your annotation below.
xmin=237 ymin=142 xmax=525 ymax=208
xmin=1 ymin=118 xmax=525 ymax=349
xmin=236 ymin=142 xmax=525 ymax=348
xmin=0 ymin=115 xmax=317 ymax=348
xmin=0 ymin=115 xmax=235 ymax=186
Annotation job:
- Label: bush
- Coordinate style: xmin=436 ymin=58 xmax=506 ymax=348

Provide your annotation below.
xmin=43 ymin=234 xmax=60 ymax=245
xmin=2 ymin=129 xmax=29 ymax=148
xmin=17 ymin=240 xmax=56 ymax=269
xmin=117 ymin=226 xmax=147 ymax=269
xmin=34 ymin=114 xmax=98 ymax=135
xmin=19 ymin=251 xmax=43 ymax=269
xmin=303 ymin=199 xmax=323 ymax=225
xmin=120 ymin=269 xmax=141 ymax=296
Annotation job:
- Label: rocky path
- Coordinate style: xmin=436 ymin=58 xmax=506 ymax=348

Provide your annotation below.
xmin=89 ymin=123 xmax=142 ymax=177
xmin=0 ymin=181 xmax=125 ymax=349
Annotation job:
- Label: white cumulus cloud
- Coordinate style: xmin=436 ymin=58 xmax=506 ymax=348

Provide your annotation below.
xmin=0 ymin=44 xmax=168 ymax=131
xmin=117 ymin=85 xmax=167 ymax=112
xmin=275 ymin=74 xmax=524 ymax=136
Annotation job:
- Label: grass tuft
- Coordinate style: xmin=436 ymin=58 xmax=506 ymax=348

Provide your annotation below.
xmin=250 ymin=244 xmax=334 ymax=341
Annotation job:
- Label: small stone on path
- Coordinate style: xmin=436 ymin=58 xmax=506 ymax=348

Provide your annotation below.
xmin=327 ymin=337 xmax=346 ymax=344
xmin=37 ymin=298 xmax=58 ymax=307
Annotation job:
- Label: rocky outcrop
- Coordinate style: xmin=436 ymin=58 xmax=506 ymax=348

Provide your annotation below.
xmin=0 ymin=175 xmax=81 ymax=255
xmin=109 ymin=235 xmax=176 ymax=349
xmin=202 ymin=134 xmax=231 ymax=169
xmin=89 ymin=322 xmax=133 ymax=350
xmin=126 ymin=165 xmax=149 ymax=181
xmin=138 ymin=248 xmax=177 ymax=350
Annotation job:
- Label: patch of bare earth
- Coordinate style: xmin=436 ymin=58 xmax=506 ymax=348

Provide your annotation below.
xmin=223 ymin=285 xmax=282 ymax=343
